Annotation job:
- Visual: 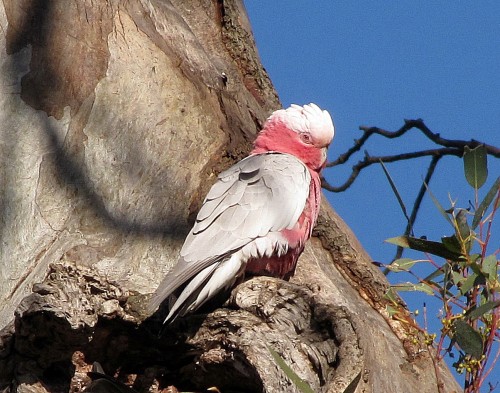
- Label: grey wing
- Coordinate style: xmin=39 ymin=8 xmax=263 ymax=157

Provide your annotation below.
xmin=149 ymin=152 xmax=311 ymax=318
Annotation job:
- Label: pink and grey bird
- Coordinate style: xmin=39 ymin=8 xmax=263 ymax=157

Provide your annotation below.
xmin=149 ymin=103 xmax=335 ymax=323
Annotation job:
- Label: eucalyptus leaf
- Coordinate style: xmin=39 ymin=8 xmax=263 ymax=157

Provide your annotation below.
xmin=463 ymin=145 xmax=488 ymax=190
xmin=441 ymin=235 xmax=462 ymax=254
xmin=453 ymin=319 xmax=483 ymax=358
xmin=470 ymin=253 xmax=481 ymax=263
xmin=455 ymin=209 xmax=471 ymax=241
xmin=454 ymin=209 xmax=473 ymax=254
xmin=386 ymin=236 xmax=464 ymax=261
xmin=423 ymin=265 xmax=448 ymax=282
xmin=465 ymin=300 xmax=500 ymax=321
xmin=386 ymin=305 xmax=399 ymax=317
xmin=386 ymin=258 xmax=418 ymax=272
xmin=379 ymin=160 xmax=411 ymax=224
xmin=267 ymin=346 xmax=315 ymax=393
xmin=482 ymin=254 xmax=498 ymax=280
xmin=392 ymin=282 xmax=435 ymax=296
xmin=384 ymin=287 xmax=399 ymax=304
xmin=472 ymin=176 xmax=500 ymax=229
xmin=424 ymin=182 xmax=453 ymax=225
xmin=469 ymin=261 xmax=483 ymax=276
xmin=451 ymin=271 xmax=463 ymax=286
xmin=459 ymin=273 xmax=479 ymax=296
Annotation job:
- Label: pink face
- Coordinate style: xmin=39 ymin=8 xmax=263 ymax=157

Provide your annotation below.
xmin=254 ymin=104 xmax=335 ymax=171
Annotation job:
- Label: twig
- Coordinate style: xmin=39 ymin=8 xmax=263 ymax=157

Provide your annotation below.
xmin=322 ymin=147 xmax=458 ymax=193
xmin=327 ymin=119 xmax=499 ymax=169
xmin=390 ymin=155 xmax=442 ymax=263
xmin=323 ymin=119 xmax=499 ymax=193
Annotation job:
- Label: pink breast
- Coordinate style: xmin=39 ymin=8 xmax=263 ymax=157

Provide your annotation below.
xmin=245 ymin=169 xmax=321 ymax=280
xmin=245 ymin=246 xmax=303 ymax=279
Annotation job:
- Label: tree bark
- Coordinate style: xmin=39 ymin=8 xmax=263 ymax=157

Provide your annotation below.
xmin=0 ymin=1 xmax=460 ymax=392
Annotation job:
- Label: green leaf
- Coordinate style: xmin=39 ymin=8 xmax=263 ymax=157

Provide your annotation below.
xmin=386 ymin=305 xmax=399 ymax=317
xmin=470 ymin=253 xmax=482 ymax=264
xmin=455 ymin=209 xmax=471 ymax=241
xmin=392 ymin=282 xmax=435 ymax=296
xmin=465 ymin=300 xmax=500 ymax=321
xmin=386 ymin=258 xmax=419 ymax=272
xmin=424 ymin=182 xmax=453 ymax=225
xmin=455 ymin=209 xmax=472 ymax=253
xmin=451 ymin=271 xmax=463 ymax=286
xmin=423 ymin=265 xmax=448 ymax=282
xmin=441 ymin=235 xmax=462 ymax=254
xmin=453 ymin=319 xmax=483 ymax=358
xmin=469 ymin=260 xmax=483 ymax=276
xmin=379 ymin=160 xmax=411 ymax=224
xmin=482 ymin=254 xmax=498 ymax=280
xmin=459 ymin=273 xmax=477 ymax=295
xmin=267 ymin=346 xmax=315 ymax=393
xmin=386 ymin=236 xmax=465 ymax=261
xmin=472 ymin=176 xmax=500 ymax=229
xmin=384 ymin=287 xmax=399 ymax=304
xmin=463 ymin=145 xmax=488 ymax=190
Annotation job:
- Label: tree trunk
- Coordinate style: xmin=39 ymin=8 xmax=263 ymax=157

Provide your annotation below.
xmin=0 ymin=1 xmax=460 ymax=392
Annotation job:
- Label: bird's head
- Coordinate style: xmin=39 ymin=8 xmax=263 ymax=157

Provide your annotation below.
xmin=252 ymin=103 xmax=335 ymax=171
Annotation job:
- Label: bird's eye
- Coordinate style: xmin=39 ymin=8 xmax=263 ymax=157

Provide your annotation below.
xmin=300 ymin=133 xmax=312 ymax=144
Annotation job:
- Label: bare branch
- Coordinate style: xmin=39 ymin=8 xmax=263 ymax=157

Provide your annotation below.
xmin=323 ymin=119 xmax=499 ymax=193
xmin=329 ymin=119 xmax=499 ymax=168
xmin=322 ymin=147 xmax=459 ymax=193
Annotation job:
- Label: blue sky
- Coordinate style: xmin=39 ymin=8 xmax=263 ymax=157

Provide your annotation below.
xmin=245 ymin=1 xmax=499 ymax=387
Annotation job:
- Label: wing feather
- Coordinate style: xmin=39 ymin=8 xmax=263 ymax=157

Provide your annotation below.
xmin=186 ymin=153 xmax=310 ymax=259
xmin=149 ymin=152 xmax=311 ymax=318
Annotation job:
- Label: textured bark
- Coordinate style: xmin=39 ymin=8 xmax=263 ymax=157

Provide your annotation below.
xmin=0 ymin=1 xmax=460 ymax=392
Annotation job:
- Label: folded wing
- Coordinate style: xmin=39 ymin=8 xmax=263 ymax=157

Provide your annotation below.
xmin=149 ymin=152 xmax=311 ymax=322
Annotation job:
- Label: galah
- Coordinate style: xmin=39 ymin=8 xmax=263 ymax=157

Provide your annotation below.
xmin=149 ymin=103 xmax=335 ymax=324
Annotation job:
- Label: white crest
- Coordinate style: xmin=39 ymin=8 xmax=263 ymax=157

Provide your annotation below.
xmin=265 ymin=103 xmax=335 ymax=146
